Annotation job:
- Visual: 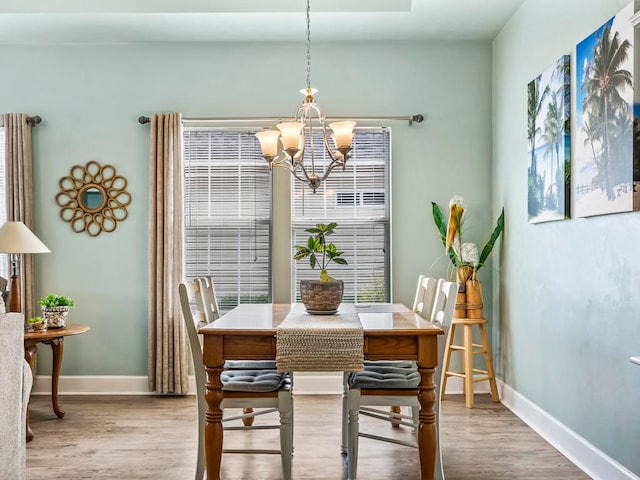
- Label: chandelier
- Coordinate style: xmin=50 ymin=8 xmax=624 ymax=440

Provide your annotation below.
xmin=255 ymin=0 xmax=356 ymax=193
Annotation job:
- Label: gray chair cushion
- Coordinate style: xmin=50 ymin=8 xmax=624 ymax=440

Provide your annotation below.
xmin=221 ymin=369 xmax=287 ymax=393
xmin=349 ymin=365 xmax=419 ymax=390
xmin=224 ymin=360 xmax=278 ymax=370
xmin=363 ymin=360 xmax=414 ymax=368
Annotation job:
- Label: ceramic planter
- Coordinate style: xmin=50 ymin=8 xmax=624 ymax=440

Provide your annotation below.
xmin=42 ymin=306 xmax=70 ymax=328
xmin=299 ymin=279 xmax=344 ymax=314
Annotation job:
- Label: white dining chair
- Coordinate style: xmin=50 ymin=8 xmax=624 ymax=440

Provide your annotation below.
xmin=178 ymin=281 xmax=293 ymax=480
xmin=341 ymin=275 xmax=439 ymax=451
xmin=344 ymin=279 xmax=458 ymax=480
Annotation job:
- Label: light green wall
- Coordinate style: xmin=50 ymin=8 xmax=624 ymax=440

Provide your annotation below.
xmin=0 ymin=41 xmax=493 ymax=375
xmin=493 ymin=0 xmax=640 ymax=475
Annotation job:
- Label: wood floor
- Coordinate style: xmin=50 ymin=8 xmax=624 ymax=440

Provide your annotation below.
xmin=26 ymin=394 xmax=590 ymax=480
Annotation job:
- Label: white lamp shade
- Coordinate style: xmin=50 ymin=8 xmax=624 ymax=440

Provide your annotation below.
xmin=277 ymin=122 xmax=304 ymax=151
xmin=0 ymin=221 xmax=50 ymax=254
xmin=255 ymin=130 xmax=281 ymax=158
xmin=329 ymin=121 xmax=356 ymax=149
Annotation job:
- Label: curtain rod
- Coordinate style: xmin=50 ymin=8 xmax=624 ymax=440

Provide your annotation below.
xmin=27 ymin=115 xmax=42 ymax=125
xmin=137 ymin=114 xmax=424 ymax=126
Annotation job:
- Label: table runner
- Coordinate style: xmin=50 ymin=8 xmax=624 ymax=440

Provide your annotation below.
xmin=276 ymin=304 xmax=364 ymax=372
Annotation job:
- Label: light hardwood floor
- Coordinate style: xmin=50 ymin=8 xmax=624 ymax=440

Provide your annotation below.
xmin=26 ymin=394 xmax=590 ymax=480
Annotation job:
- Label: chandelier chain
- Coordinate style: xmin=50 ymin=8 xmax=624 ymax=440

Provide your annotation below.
xmin=305 ymin=0 xmax=311 ymax=90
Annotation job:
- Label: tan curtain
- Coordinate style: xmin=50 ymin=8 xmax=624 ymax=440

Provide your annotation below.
xmin=3 ymin=113 xmax=35 ymax=320
xmin=147 ymin=112 xmax=188 ymax=394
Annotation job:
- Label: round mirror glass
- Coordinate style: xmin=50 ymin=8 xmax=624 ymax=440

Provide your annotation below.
xmin=79 ymin=185 xmax=106 ymax=212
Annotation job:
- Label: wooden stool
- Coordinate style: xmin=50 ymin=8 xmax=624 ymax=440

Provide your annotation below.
xmin=441 ymin=317 xmax=500 ymax=408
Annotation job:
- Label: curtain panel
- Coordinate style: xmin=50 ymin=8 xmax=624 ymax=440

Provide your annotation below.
xmin=3 ymin=113 xmax=36 ymax=320
xmin=147 ymin=112 xmax=189 ymax=394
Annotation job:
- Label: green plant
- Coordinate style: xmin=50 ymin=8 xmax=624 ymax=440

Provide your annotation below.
xmin=293 ymin=222 xmax=348 ymax=281
xmin=27 ymin=316 xmax=44 ymax=324
xmin=431 ymin=196 xmax=504 ymax=280
xmin=38 ymin=294 xmax=75 ymax=308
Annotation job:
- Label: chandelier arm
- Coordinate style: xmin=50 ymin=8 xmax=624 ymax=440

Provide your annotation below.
xmin=270 ymin=158 xmax=296 ymax=175
xmin=293 ymin=158 xmax=313 ymax=180
xmin=289 ymin=163 xmax=315 ymax=185
xmin=318 ymin=158 xmax=345 ymax=182
xmin=319 ymin=122 xmax=344 ymax=164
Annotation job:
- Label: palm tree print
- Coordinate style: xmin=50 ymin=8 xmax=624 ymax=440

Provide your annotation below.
xmin=581 ymin=23 xmax=632 ymax=201
xmin=527 ymin=55 xmax=570 ymax=222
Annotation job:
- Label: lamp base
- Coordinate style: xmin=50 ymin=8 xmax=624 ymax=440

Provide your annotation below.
xmin=8 ymin=274 xmax=21 ymax=313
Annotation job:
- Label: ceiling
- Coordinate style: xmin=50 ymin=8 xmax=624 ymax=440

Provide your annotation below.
xmin=0 ymin=0 xmax=525 ymax=44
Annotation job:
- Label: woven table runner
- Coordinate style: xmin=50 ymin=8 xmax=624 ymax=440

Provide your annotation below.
xmin=276 ymin=304 xmax=364 ymax=372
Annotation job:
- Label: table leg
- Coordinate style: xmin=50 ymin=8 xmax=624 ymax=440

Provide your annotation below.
xmin=204 ymin=364 xmax=224 ymax=480
xmin=49 ymin=337 xmax=66 ymax=418
xmin=417 ymin=364 xmax=436 ymax=480
xmin=24 ymin=344 xmax=37 ymax=443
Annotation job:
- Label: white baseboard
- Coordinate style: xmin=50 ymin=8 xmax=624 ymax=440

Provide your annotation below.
xmin=500 ymin=381 xmax=640 ymax=480
xmin=31 ymin=375 xmax=158 ymax=395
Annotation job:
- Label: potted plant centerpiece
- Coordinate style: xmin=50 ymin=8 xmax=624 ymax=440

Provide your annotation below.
xmin=38 ymin=293 xmax=75 ymax=328
xmin=432 ymin=196 xmax=504 ymax=319
xmin=293 ymin=222 xmax=348 ymax=314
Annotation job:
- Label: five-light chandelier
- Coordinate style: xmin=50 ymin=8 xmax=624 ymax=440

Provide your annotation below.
xmin=255 ymin=0 xmax=356 ymax=193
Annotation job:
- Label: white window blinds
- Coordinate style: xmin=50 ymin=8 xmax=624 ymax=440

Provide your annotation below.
xmin=183 ymin=128 xmax=272 ymax=313
xmin=291 ymin=127 xmax=391 ymax=303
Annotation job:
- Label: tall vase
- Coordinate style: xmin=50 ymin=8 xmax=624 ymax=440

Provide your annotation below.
xmin=465 ymin=279 xmax=483 ymax=319
xmin=454 ymin=266 xmax=473 ymax=318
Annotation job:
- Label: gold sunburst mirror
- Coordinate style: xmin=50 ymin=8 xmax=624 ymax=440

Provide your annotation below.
xmin=56 ymin=161 xmax=132 ymax=237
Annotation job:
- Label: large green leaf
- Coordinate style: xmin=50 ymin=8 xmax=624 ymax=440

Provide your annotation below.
xmin=479 ymin=207 xmax=505 ymax=266
xmin=431 ymin=202 xmax=459 ymax=267
xmin=431 ymin=202 xmax=448 ymax=245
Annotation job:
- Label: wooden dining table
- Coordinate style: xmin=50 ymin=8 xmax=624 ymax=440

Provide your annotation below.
xmin=199 ymin=303 xmax=444 ymax=480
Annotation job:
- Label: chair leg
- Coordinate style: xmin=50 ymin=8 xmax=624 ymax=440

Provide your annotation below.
xmin=347 ymin=389 xmax=361 ymax=480
xmin=433 ymin=398 xmax=445 ymax=480
xmin=390 ymin=406 xmax=402 ymax=428
xmin=242 ymin=408 xmax=255 ymax=426
xmin=195 ymin=395 xmax=206 ymax=480
xmin=278 ymin=390 xmax=293 ymax=480
xmin=341 ymin=372 xmax=349 ymax=454
xmin=440 ymin=323 xmax=456 ymax=400
xmin=411 ymin=406 xmax=419 ymax=433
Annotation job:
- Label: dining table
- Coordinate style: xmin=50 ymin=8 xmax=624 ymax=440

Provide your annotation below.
xmin=199 ymin=303 xmax=444 ymax=480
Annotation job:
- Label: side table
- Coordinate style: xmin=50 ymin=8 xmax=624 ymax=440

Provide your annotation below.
xmin=24 ymin=323 xmax=91 ymax=442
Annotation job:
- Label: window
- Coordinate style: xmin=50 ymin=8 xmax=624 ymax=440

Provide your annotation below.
xmin=291 ymin=127 xmax=391 ymax=303
xmin=183 ymin=128 xmax=272 ymax=313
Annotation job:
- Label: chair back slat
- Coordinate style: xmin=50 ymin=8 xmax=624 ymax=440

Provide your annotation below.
xmin=177 ymin=283 xmax=205 ymax=377
xmin=193 ymin=277 xmax=220 ymax=325
xmin=411 ymin=275 xmax=438 ymax=319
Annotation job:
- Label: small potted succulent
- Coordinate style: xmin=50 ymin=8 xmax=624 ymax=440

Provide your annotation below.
xmin=293 ymin=222 xmax=348 ymax=314
xmin=27 ymin=316 xmax=47 ymax=332
xmin=38 ymin=294 xmax=75 ymax=328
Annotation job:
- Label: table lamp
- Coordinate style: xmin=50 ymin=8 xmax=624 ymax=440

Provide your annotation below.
xmin=0 ymin=221 xmax=50 ymax=313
